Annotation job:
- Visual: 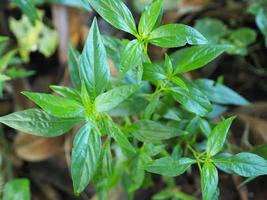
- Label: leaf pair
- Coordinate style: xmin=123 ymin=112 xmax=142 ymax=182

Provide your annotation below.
xmin=88 ymin=0 xmax=208 ymax=76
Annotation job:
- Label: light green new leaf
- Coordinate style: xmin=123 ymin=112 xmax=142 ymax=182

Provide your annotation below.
xmin=171 ymin=45 xmax=229 ymax=74
xmin=256 ymin=8 xmax=267 ymax=47
xmin=201 ymin=162 xmax=218 ymax=200
xmin=194 ymin=79 xmax=249 ymax=106
xmin=22 ymin=91 xmax=84 ymax=118
xmin=170 ymin=82 xmax=212 ymax=117
xmin=132 ymin=120 xmax=188 ymax=142
xmin=95 ymin=85 xmax=139 ymax=113
xmin=105 ymin=119 xmax=136 ymax=155
xmin=148 ymin=24 xmax=207 ymax=48
xmin=207 ymin=117 xmax=235 ymax=156
xmin=87 ymin=0 xmax=137 ymax=35
xmin=145 ymin=156 xmax=196 ymax=177
xmin=138 ymin=0 xmax=163 ymax=36
xmin=213 ymin=152 xmax=267 ymax=177
xmin=0 ymin=109 xmax=83 ymax=137
xmin=3 ymin=179 xmax=30 ymax=200
xmin=50 ymin=85 xmax=81 ymax=102
xmin=12 ymin=0 xmax=39 ymax=24
xmin=80 ymin=18 xmax=110 ymax=99
xmin=71 ymin=124 xmax=102 ymax=194
xmin=68 ymin=44 xmax=81 ymax=89
xmin=120 ymin=39 xmax=143 ymax=74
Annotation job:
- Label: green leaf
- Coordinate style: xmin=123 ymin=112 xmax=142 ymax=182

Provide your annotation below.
xmin=138 ymin=0 xmax=163 ymax=36
xmin=169 ymin=81 xmax=212 ymax=117
xmin=0 ymin=109 xmax=83 ymax=137
xmin=207 ymin=117 xmax=235 ymax=156
xmin=0 ymin=50 xmax=17 ymax=73
xmin=251 ymin=145 xmax=267 ymax=160
xmin=194 ymin=18 xmax=228 ymax=44
xmin=120 ymin=39 xmax=143 ymax=74
xmin=170 ymin=76 xmax=188 ymax=91
xmin=22 ymin=91 xmax=84 ymax=118
xmin=105 ymin=118 xmax=136 ymax=155
xmin=213 ymin=152 xmax=267 ymax=177
xmin=68 ymin=44 xmax=81 ymax=90
xmin=199 ymin=118 xmax=211 ymax=137
xmin=50 ymin=85 xmax=81 ymax=103
xmin=256 ymin=8 xmax=267 ymax=47
xmin=109 ymin=94 xmax=148 ymax=117
xmin=5 ymin=67 xmax=34 ymax=79
xmin=201 ymin=162 xmax=218 ymax=200
xmin=71 ymin=124 xmax=102 ymax=194
xmin=148 ymin=24 xmax=207 ymax=48
xmin=194 ymin=79 xmax=249 ymax=106
xmin=143 ymin=63 xmax=166 ymax=81
xmin=3 ymin=179 xmax=30 ymax=200
xmin=131 ymin=120 xmax=188 ymax=142
xmin=87 ymin=0 xmax=137 ymax=35
xmin=12 ymin=0 xmax=39 ymax=24
xmin=0 ymin=35 xmax=8 ymax=43
xmin=143 ymin=93 xmax=160 ymax=119
xmin=95 ymin=85 xmax=139 ymax=113
xmin=170 ymin=45 xmax=229 ymax=74
xmin=80 ymin=18 xmax=110 ymax=99
xmin=145 ymin=156 xmax=196 ymax=177
xmin=229 ymin=28 xmax=257 ymax=47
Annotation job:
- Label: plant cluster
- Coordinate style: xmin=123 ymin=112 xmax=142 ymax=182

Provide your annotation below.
xmin=1 ymin=0 xmax=267 ymax=200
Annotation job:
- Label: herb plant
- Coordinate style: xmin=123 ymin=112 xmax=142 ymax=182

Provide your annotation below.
xmin=0 ymin=0 xmax=267 ymax=199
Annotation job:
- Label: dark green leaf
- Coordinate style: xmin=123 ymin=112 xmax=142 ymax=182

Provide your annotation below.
xmin=105 ymin=118 xmax=136 ymax=155
xmin=138 ymin=0 xmax=163 ymax=36
xmin=109 ymin=94 xmax=148 ymax=117
xmin=22 ymin=91 xmax=84 ymax=118
xmin=3 ymin=179 xmax=30 ymax=200
xmin=80 ymin=18 xmax=110 ymax=99
xmin=199 ymin=118 xmax=211 ymax=137
xmin=201 ymin=162 xmax=218 ymax=200
xmin=251 ymin=145 xmax=267 ymax=160
xmin=194 ymin=79 xmax=249 ymax=106
xmin=95 ymin=85 xmax=139 ymax=112
xmin=145 ymin=156 xmax=196 ymax=177
xmin=132 ymin=120 xmax=188 ymax=142
xmin=71 ymin=124 xmax=101 ymax=193
xmin=171 ymin=45 xmax=229 ymax=74
xmin=169 ymin=81 xmax=212 ymax=117
xmin=68 ymin=44 xmax=81 ymax=89
xmin=207 ymin=117 xmax=235 ymax=156
xmin=0 ymin=109 xmax=83 ymax=137
xmin=148 ymin=24 xmax=207 ymax=48
xmin=143 ymin=93 xmax=160 ymax=119
xmin=213 ymin=152 xmax=267 ymax=177
xmin=88 ymin=0 xmax=137 ymax=35
xmin=120 ymin=39 xmax=143 ymax=74
xmin=143 ymin=63 xmax=166 ymax=81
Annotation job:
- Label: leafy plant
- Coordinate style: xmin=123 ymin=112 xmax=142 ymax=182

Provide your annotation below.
xmin=194 ymin=18 xmax=257 ymax=56
xmin=0 ymin=0 xmax=266 ymax=199
xmin=0 ymin=36 xmax=34 ymax=97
